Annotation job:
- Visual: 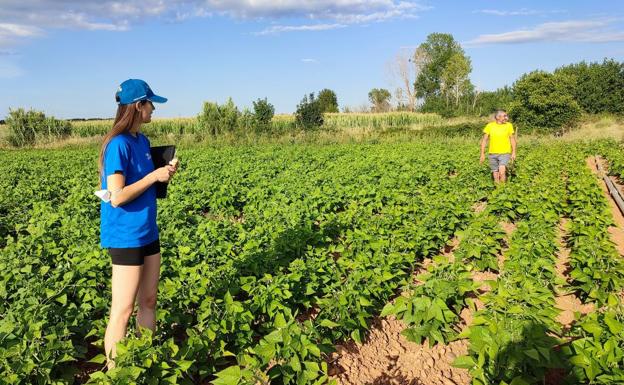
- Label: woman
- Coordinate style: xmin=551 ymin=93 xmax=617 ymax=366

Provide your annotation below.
xmin=98 ymin=79 xmax=177 ymax=368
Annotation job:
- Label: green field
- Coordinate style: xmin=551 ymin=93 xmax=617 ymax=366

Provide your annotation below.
xmin=1 ymin=139 xmax=623 ymax=384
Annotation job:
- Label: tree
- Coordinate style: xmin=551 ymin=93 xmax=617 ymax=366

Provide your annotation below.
xmin=386 ymin=47 xmax=427 ymax=111
xmin=317 ymin=89 xmax=339 ymax=113
xmin=252 ymin=97 xmax=275 ymax=133
xmin=554 ymin=59 xmax=624 ymax=115
xmin=440 ymin=52 xmax=473 ymax=107
xmin=508 ymin=71 xmax=582 ymax=134
xmin=414 ymin=33 xmax=467 ymax=99
xmin=295 ymin=93 xmax=323 ymax=130
xmin=368 ymin=88 xmax=392 ymax=112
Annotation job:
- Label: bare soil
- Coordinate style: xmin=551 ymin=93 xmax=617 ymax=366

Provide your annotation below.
xmin=585 ymin=156 xmax=624 ymax=256
xmin=329 ymin=317 xmax=471 ymax=385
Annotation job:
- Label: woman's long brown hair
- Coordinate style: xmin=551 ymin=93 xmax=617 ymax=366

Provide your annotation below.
xmin=98 ymin=102 xmax=145 ymax=187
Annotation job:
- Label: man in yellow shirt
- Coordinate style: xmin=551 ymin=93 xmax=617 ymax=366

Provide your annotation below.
xmin=479 ymin=110 xmax=517 ymax=183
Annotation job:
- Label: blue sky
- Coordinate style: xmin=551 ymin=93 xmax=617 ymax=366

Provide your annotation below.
xmin=0 ymin=1 xmax=623 ymax=118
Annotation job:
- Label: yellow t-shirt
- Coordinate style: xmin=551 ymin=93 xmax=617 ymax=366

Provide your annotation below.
xmin=483 ymin=122 xmax=514 ymax=154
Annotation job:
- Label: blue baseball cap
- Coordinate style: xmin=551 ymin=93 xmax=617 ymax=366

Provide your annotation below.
xmin=115 ymin=79 xmax=167 ymax=105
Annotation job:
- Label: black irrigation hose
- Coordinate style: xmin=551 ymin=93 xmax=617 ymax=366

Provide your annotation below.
xmin=595 ymin=155 xmax=624 ymax=217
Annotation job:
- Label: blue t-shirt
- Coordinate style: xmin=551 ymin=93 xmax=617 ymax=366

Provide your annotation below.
xmin=100 ymin=133 xmax=158 ymax=248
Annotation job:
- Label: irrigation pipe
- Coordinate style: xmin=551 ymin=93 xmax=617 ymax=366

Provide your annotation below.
xmin=595 ymin=155 xmax=624 ymax=217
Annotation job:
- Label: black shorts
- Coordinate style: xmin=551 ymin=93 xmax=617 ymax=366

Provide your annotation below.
xmin=109 ymin=239 xmax=160 ymax=266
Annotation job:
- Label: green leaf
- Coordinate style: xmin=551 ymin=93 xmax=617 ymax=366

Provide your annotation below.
xmin=604 ymin=313 xmax=624 ymax=335
xmin=452 ymin=355 xmax=476 ymax=369
xmin=56 ymin=293 xmax=67 ymax=305
xmin=319 ymin=319 xmax=340 ymax=328
xmin=212 ymin=366 xmax=242 ymax=385
xmin=290 ymin=354 xmax=302 ymax=372
xmin=523 ymin=349 xmax=539 ymax=361
xmin=88 ymin=354 xmax=107 ymax=364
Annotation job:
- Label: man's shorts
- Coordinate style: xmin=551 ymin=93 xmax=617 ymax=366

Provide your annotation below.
xmin=109 ymin=239 xmax=160 ymax=266
xmin=488 ymin=153 xmax=511 ymax=172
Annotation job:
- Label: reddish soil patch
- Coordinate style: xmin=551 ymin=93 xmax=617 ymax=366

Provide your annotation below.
xmin=500 ymin=221 xmax=516 ymax=237
xmin=472 ymin=201 xmax=487 ymax=214
xmin=442 ymin=237 xmax=460 ymax=261
xmin=497 ymin=221 xmax=516 ymax=268
xmin=471 ymin=271 xmax=497 ymax=293
xmin=330 ymin=317 xmax=471 ymax=385
xmin=586 ymin=156 xmax=624 ymax=256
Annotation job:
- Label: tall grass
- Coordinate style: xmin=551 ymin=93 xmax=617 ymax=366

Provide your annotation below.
xmin=72 ymin=113 xmax=447 ymax=135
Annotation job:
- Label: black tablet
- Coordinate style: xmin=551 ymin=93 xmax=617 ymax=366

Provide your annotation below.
xmin=150 ymin=145 xmax=176 ymax=199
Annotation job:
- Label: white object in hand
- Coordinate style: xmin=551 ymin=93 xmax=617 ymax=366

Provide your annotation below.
xmin=94 ymin=189 xmax=111 ymax=202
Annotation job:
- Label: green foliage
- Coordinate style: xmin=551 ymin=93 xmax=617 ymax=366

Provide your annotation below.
xmin=3 ymin=141 xmax=624 ymax=384
xmin=565 ymin=301 xmax=624 ymax=383
xmin=382 ymin=259 xmax=479 ymax=346
xmin=508 ymin=71 xmax=582 ymax=134
xmin=455 ymin=214 xmax=506 ymax=272
xmin=414 ymin=33 xmax=470 ymax=100
xmin=197 ymin=98 xmax=240 ymax=135
xmin=368 ymin=88 xmax=391 ymax=112
xmin=295 ymin=93 xmax=324 ymax=130
xmin=555 ymin=58 xmax=624 ymax=115
xmin=252 ymin=98 xmax=275 ymax=133
xmin=474 ymin=87 xmax=513 ymax=117
xmin=317 ymin=89 xmax=339 ymax=113
xmin=6 ymin=108 xmax=72 ymax=146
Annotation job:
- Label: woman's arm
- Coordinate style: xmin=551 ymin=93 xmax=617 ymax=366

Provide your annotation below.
xmin=108 ymin=165 xmax=175 ymax=208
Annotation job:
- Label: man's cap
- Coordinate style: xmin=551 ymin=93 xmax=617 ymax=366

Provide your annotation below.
xmin=115 ymin=79 xmax=167 ymax=105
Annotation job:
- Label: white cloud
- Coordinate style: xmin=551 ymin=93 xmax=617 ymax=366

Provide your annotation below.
xmin=466 ymin=19 xmax=624 ymax=45
xmin=301 ymin=58 xmax=320 ymax=64
xmin=256 ymin=23 xmax=346 ymax=36
xmin=0 ymin=0 xmax=429 ymax=47
xmin=474 ymin=8 xmax=567 ymax=17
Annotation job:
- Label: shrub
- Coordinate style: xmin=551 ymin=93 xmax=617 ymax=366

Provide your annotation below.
xmin=197 ymin=98 xmax=240 ymax=136
xmin=508 ymin=71 xmax=582 ymax=134
xmin=6 ymin=108 xmax=71 ymax=146
xmin=252 ymin=98 xmax=275 ymax=133
xmin=295 ymin=93 xmax=323 ymax=130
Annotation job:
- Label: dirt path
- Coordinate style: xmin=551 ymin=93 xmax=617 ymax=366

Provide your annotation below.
xmin=585 ymin=156 xmax=624 ymax=256
xmin=553 ymin=218 xmax=594 ymax=327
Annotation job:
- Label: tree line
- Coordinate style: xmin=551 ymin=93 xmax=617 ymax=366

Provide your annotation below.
xmin=381 ymin=32 xmax=624 ymax=133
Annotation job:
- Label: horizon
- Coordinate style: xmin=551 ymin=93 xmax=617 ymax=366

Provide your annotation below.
xmin=1 ymin=1 xmax=623 ymax=119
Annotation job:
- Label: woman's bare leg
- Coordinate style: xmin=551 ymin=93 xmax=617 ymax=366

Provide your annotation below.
xmin=104 ymin=264 xmax=142 ymax=370
xmin=136 ymin=253 xmax=161 ymax=333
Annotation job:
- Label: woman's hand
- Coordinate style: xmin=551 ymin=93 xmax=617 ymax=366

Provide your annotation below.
xmin=150 ymin=165 xmax=176 ymax=183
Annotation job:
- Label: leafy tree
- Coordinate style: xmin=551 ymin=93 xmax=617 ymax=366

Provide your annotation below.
xmin=414 ymin=33 xmax=469 ymax=99
xmin=252 ymin=97 xmax=275 ymax=133
xmin=508 ymin=71 xmax=582 ymax=134
xmin=441 ymin=53 xmax=473 ymax=107
xmin=368 ymin=88 xmax=392 ymax=112
xmin=295 ymin=93 xmax=323 ymax=130
xmin=317 ymin=89 xmax=339 ymax=113
xmin=474 ymin=86 xmax=513 ymax=117
xmin=554 ymin=59 xmax=624 ymax=115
